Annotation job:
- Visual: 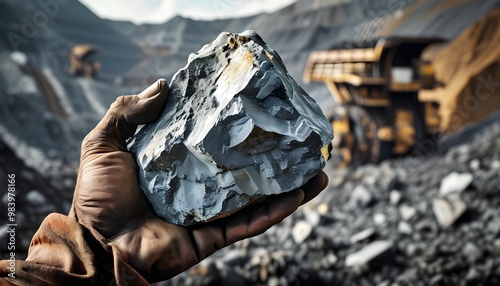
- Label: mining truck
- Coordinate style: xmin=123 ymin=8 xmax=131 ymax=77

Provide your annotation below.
xmin=69 ymin=44 xmax=100 ymax=78
xmin=304 ymin=10 xmax=500 ymax=167
xmin=304 ymin=37 xmax=445 ymax=165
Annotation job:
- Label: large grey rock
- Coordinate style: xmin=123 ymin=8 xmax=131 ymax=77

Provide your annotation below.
xmin=292 ymin=220 xmax=313 ymax=244
xmin=350 ymin=227 xmax=376 ymax=244
xmin=128 ymin=30 xmax=333 ymax=225
xmin=487 ymin=217 xmax=500 ymax=235
xmin=345 ymin=240 xmax=393 ymax=267
xmin=26 ymin=190 xmax=47 ymax=206
xmin=463 ymin=242 xmax=482 ymax=264
xmin=389 ymin=190 xmax=402 ymax=205
xmin=373 ymin=213 xmax=387 ymax=225
xmin=432 ymin=197 xmax=467 ymax=228
xmin=439 ymin=172 xmax=473 ymax=196
xmin=349 ymin=185 xmax=373 ymax=208
xmin=303 ymin=209 xmax=321 ymax=227
xmin=399 ymin=205 xmax=417 ymax=221
xmin=398 ymin=221 xmax=412 ymax=235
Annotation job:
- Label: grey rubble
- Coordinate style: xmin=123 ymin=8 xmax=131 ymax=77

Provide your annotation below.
xmin=128 ymin=30 xmax=333 ymax=226
xmin=164 ymin=113 xmax=500 ymax=286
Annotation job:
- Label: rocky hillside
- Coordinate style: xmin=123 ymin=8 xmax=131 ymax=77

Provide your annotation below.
xmin=108 ymin=0 xmax=500 ymax=114
xmin=0 ymin=0 xmax=139 ymax=253
xmin=107 ymin=0 xmax=422 ymax=112
xmin=0 ymin=0 xmax=142 ymax=77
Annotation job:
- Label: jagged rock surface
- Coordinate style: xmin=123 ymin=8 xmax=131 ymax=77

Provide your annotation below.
xmin=128 ymin=31 xmax=333 ymax=226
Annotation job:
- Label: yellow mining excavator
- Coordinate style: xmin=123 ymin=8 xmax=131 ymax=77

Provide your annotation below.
xmin=304 ymin=10 xmax=500 ymax=166
xmin=69 ymin=44 xmax=100 ymax=78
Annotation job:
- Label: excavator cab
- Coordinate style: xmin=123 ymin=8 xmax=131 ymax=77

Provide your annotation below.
xmin=69 ymin=44 xmax=100 ymax=78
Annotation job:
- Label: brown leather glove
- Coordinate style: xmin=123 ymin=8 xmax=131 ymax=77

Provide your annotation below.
xmin=0 ymin=79 xmax=328 ymax=285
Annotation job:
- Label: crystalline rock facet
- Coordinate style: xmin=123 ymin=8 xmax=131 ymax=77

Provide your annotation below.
xmin=128 ymin=30 xmax=333 ymax=225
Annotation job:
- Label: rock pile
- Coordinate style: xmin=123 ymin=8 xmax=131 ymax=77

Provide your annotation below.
xmin=3 ymin=113 xmax=499 ymax=285
xmin=156 ymin=114 xmax=500 ymax=285
xmin=0 ymin=139 xmax=75 ymax=255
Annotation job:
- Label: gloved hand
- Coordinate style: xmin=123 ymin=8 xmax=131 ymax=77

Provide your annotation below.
xmin=69 ymin=79 xmax=329 ymax=282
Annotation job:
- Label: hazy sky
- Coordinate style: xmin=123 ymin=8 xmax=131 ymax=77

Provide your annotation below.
xmin=79 ymin=0 xmax=296 ymax=24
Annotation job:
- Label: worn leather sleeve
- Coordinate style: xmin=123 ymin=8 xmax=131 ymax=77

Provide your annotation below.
xmin=0 ymin=213 xmax=149 ymax=286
